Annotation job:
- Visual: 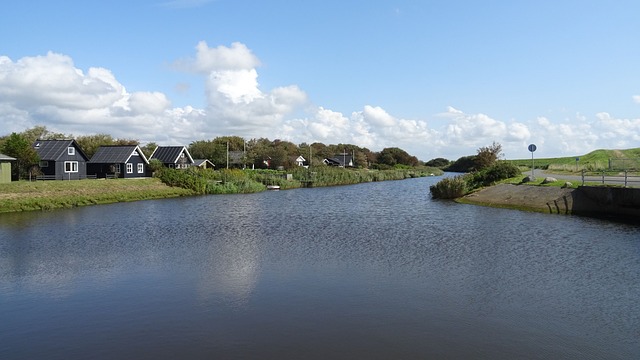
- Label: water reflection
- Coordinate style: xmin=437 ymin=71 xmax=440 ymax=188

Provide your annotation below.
xmin=1 ymin=177 xmax=639 ymax=359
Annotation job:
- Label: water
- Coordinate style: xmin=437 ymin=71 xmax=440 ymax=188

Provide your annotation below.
xmin=1 ymin=177 xmax=639 ymax=359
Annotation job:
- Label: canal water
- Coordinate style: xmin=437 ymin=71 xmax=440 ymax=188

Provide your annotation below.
xmin=1 ymin=176 xmax=639 ymax=359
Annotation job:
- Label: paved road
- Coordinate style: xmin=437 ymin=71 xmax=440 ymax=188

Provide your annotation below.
xmin=526 ymin=169 xmax=640 ymax=187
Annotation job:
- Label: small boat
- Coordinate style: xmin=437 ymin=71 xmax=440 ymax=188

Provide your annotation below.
xmin=267 ymin=185 xmax=280 ymax=190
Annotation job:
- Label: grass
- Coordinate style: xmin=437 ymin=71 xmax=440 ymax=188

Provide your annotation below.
xmin=508 ymin=148 xmax=640 ymax=172
xmin=0 ymin=178 xmax=195 ymax=213
xmin=0 ymin=166 xmax=444 ymax=213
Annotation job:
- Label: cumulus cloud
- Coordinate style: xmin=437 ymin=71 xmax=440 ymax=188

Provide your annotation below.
xmin=0 ymin=53 xmax=123 ymax=110
xmin=191 ymin=41 xmax=261 ymax=73
xmin=3 ymin=42 xmax=640 ymax=161
xmin=183 ymin=42 xmax=308 ymax=137
xmin=0 ymin=52 xmax=198 ymax=143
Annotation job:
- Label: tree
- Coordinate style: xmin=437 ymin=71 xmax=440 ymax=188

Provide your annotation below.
xmin=425 ymin=158 xmax=451 ymax=168
xmin=148 ymin=159 xmax=164 ymax=173
xmin=140 ymin=142 xmax=158 ymax=158
xmin=76 ymin=134 xmax=115 ymax=159
xmin=376 ymin=147 xmax=419 ymax=167
xmin=474 ymin=141 xmax=503 ymax=170
xmin=444 ymin=155 xmax=476 ymax=172
xmin=1 ymin=132 xmax=39 ymax=179
xmin=21 ymin=125 xmax=67 ymax=143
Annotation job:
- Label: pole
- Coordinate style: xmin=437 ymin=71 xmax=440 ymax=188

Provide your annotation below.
xmin=226 ymin=141 xmax=229 ymax=169
xmin=531 ymin=151 xmax=534 ymax=178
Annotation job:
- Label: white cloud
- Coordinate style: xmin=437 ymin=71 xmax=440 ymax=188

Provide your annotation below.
xmin=633 ymin=95 xmax=640 ymax=104
xmin=129 ymin=92 xmax=172 ymax=115
xmin=0 ymin=52 xmax=199 ymax=143
xmin=362 ymin=105 xmax=396 ymax=127
xmin=192 ymin=41 xmax=260 ymax=73
xmin=443 ymin=107 xmax=507 ymax=145
xmin=2 ymin=43 xmax=640 ymax=162
xmin=0 ymin=53 xmax=123 ymax=110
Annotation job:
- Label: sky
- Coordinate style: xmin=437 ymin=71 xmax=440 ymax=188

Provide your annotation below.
xmin=1 ymin=0 xmax=639 ymax=161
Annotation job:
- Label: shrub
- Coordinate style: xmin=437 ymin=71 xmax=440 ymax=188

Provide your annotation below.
xmin=430 ymin=175 xmax=467 ymax=199
xmin=156 ymin=168 xmax=207 ymax=194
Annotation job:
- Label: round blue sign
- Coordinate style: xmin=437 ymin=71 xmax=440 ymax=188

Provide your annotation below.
xmin=528 ymin=144 xmax=537 ymax=152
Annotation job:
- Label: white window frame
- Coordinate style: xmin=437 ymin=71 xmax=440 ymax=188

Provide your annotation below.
xmin=137 ymin=163 xmax=144 ymax=174
xmin=126 ymin=163 xmax=133 ymax=174
xmin=115 ymin=164 xmax=121 ymax=173
xmin=64 ymin=161 xmax=78 ymax=173
xmin=67 ymin=147 xmax=75 ymax=155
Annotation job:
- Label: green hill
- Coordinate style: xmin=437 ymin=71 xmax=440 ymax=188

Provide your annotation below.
xmin=508 ymin=148 xmax=640 ymax=171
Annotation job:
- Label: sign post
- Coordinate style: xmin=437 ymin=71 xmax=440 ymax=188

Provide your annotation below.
xmin=528 ymin=144 xmax=537 ymax=178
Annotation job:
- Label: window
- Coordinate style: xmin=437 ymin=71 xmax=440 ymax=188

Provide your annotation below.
xmin=64 ymin=161 xmax=78 ymax=173
xmin=67 ymin=147 xmax=75 ymax=155
xmin=115 ymin=164 xmax=121 ymax=173
xmin=137 ymin=163 xmax=144 ymax=173
xmin=39 ymin=160 xmax=48 ymax=168
xmin=126 ymin=163 xmax=133 ymax=174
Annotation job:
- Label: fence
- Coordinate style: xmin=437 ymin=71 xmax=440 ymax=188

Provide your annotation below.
xmin=609 ymin=158 xmax=640 ymax=171
xmin=581 ymin=170 xmax=640 ymax=187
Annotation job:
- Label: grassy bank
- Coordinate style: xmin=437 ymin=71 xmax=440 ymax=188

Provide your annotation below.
xmin=508 ymin=148 xmax=640 ymax=172
xmin=156 ymin=166 xmax=443 ymax=195
xmin=0 ymin=166 xmax=442 ymax=213
xmin=0 ymin=178 xmax=196 ymax=212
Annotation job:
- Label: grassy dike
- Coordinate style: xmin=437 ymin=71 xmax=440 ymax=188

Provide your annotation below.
xmin=0 ymin=178 xmax=196 ymax=213
xmin=0 ymin=166 xmax=443 ymax=213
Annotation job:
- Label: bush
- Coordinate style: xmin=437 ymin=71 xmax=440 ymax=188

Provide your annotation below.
xmin=156 ymin=168 xmax=207 ymax=194
xmin=430 ymin=175 xmax=467 ymax=199
xmin=431 ymin=161 xmax=520 ymax=199
xmin=468 ymin=161 xmax=520 ymax=188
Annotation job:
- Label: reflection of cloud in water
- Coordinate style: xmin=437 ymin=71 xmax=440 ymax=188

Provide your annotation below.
xmin=195 ymin=195 xmax=266 ymax=306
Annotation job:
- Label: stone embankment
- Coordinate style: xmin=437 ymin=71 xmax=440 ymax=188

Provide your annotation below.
xmin=459 ymin=184 xmax=640 ymax=219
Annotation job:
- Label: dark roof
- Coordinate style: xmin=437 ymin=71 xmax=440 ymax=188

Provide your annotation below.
xmin=33 ymin=139 xmax=89 ymax=161
xmin=326 ymin=154 xmax=353 ymax=166
xmin=228 ymin=151 xmax=244 ymax=164
xmin=150 ymin=146 xmax=194 ymax=164
xmin=193 ymin=159 xmax=215 ymax=167
xmin=89 ymin=145 xmax=148 ymax=164
xmin=0 ymin=153 xmax=16 ymax=161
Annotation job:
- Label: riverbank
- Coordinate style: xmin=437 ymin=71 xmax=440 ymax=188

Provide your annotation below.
xmin=458 ymin=183 xmax=640 ymax=219
xmin=0 ymin=167 xmax=442 ymax=213
xmin=0 ymin=178 xmax=196 ymax=213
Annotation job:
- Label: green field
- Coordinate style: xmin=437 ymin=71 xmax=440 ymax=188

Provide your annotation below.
xmin=508 ymin=148 xmax=640 ymax=172
xmin=0 ymin=178 xmax=196 ymax=213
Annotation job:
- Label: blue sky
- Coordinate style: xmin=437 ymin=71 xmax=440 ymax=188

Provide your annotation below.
xmin=1 ymin=0 xmax=639 ymax=160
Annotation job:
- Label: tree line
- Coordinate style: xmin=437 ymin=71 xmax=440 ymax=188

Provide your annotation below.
xmin=0 ymin=126 xmax=423 ymax=179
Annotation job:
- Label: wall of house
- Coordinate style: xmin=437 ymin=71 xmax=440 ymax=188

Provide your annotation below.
xmin=54 ymin=149 xmax=87 ymax=180
xmin=123 ymin=154 xmax=148 ymax=178
xmin=0 ymin=162 xmax=11 ymax=183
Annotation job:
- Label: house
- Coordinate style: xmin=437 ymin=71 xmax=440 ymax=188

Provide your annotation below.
xmin=228 ymin=151 xmax=245 ymax=168
xmin=88 ymin=145 xmax=150 ymax=179
xmin=193 ymin=159 xmax=215 ymax=169
xmin=292 ymin=155 xmax=306 ymax=167
xmin=0 ymin=153 xmax=16 ymax=183
xmin=149 ymin=146 xmax=194 ymax=169
xmin=323 ymin=153 xmax=354 ymax=167
xmin=33 ymin=139 xmax=90 ymax=180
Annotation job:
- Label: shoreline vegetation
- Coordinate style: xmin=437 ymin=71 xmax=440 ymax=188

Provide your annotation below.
xmin=0 ymin=167 xmax=442 ymax=213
